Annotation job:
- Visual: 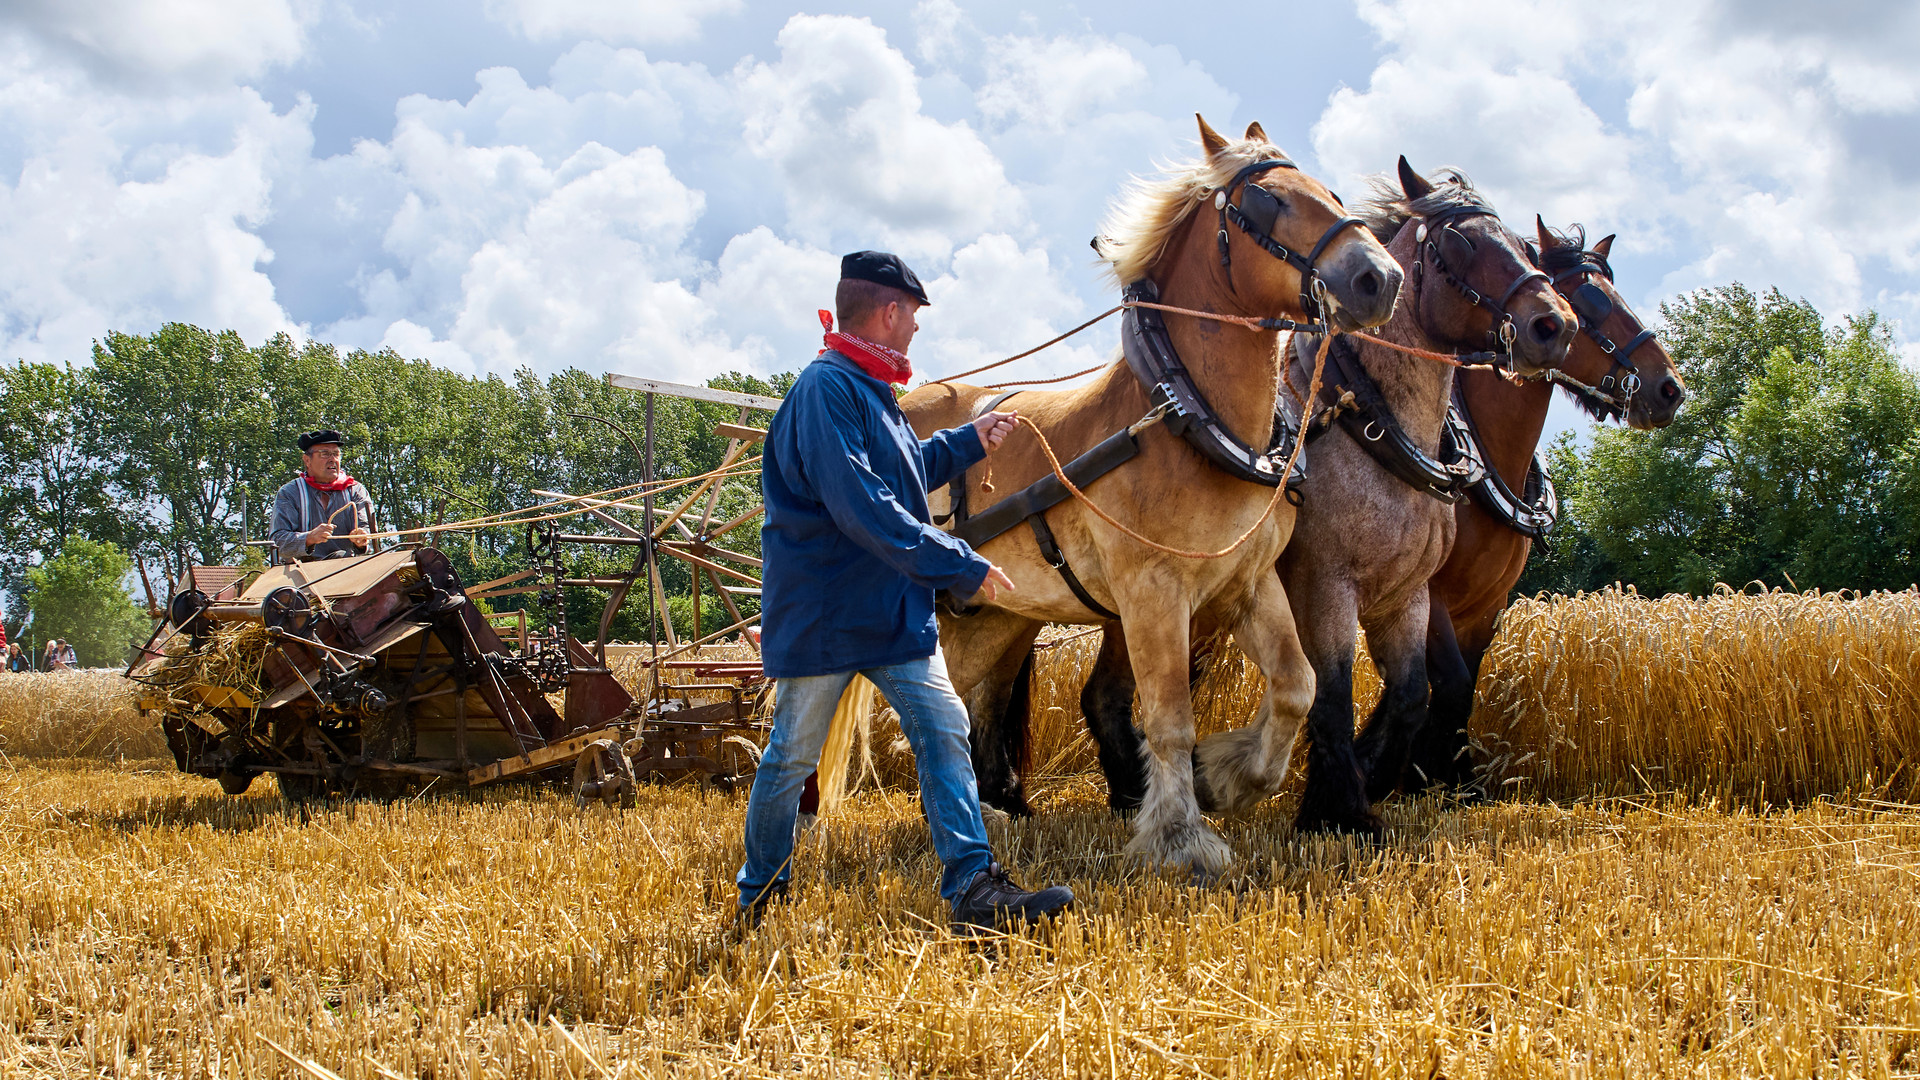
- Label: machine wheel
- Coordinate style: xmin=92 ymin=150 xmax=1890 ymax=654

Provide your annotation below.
xmin=217 ymin=769 xmax=254 ymax=795
xmin=572 ymin=739 xmax=636 ymax=809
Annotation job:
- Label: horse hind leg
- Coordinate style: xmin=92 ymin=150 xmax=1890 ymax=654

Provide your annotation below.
xmin=1081 ymin=625 xmax=1147 ymax=813
xmin=960 ymin=621 xmax=1044 ymax=817
xmin=1120 ymin=601 xmax=1232 ymax=877
xmin=1193 ymin=572 xmax=1315 ymax=814
xmin=1405 ymin=606 xmax=1479 ymax=794
xmin=1352 ymin=597 xmax=1436 ymax=804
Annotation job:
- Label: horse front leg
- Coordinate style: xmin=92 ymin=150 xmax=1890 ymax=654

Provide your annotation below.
xmin=1353 ymin=593 xmax=1435 ymax=803
xmin=1080 ymin=625 xmax=1147 ymax=813
xmin=1119 ymin=594 xmax=1231 ymax=877
xmin=1192 ymin=570 xmax=1315 ymax=813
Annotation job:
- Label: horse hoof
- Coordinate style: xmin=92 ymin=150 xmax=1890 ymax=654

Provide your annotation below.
xmin=1293 ymin=806 xmax=1386 ymax=840
xmin=1125 ymin=820 xmax=1233 ymax=876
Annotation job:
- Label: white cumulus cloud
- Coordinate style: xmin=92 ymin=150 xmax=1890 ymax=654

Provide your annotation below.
xmin=482 ymin=0 xmax=741 ymax=47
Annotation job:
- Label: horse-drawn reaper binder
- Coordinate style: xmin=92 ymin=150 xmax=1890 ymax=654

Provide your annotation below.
xmin=129 ymin=379 xmax=783 ymax=805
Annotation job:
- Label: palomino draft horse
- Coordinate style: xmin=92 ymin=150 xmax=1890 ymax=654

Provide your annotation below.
xmin=900 ymin=116 xmax=1400 ymax=874
xmin=1397 ymin=222 xmax=1687 ymax=793
xmin=979 ymin=161 xmax=1580 ymax=837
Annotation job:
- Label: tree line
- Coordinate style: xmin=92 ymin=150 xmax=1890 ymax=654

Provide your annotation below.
xmin=2 ymin=283 xmax=1914 ymax=664
xmin=1521 ymin=284 xmax=1920 ymax=597
xmin=0 ymin=326 xmax=784 ymax=661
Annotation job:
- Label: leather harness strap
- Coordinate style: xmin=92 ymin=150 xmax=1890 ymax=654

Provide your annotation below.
xmin=1026 ymin=511 xmax=1119 ymax=620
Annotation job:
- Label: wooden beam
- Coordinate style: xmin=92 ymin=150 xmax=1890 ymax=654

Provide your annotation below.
xmin=608 ymin=375 xmax=782 ymax=412
xmin=466 ymin=727 xmax=623 ymax=786
xmin=713 ymin=422 xmax=767 ymax=444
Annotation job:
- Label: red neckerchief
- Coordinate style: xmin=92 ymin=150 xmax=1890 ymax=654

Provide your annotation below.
xmin=302 ymin=472 xmax=357 ymax=493
xmin=818 ymin=310 xmax=911 ymax=385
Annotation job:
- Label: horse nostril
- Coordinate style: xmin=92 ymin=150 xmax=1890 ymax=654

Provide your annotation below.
xmin=1354 ymin=270 xmax=1381 ymax=298
xmin=1661 ymin=377 xmax=1682 ymax=401
xmin=1530 ymin=315 xmax=1561 ymax=342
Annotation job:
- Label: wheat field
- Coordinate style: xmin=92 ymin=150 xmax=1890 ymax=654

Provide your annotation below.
xmin=0 ymin=588 xmax=1916 ymax=1077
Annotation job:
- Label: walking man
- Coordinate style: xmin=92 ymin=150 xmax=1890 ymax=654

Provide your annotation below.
xmin=737 ymin=251 xmax=1073 ymax=932
xmin=270 ymin=430 xmax=380 ymax=563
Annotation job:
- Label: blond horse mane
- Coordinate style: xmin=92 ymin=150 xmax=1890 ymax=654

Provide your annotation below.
xmin=1096 ymin=133 xmax=1291 ymax=287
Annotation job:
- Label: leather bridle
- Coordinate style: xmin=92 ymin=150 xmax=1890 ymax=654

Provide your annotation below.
xmin=1409 ymin=205 xmax=1551 ymax=373
xmin=1213 ymin=159 xmax=1368 ymax=333
xmin=1544 ymin=252 xmax=1654 ymax=415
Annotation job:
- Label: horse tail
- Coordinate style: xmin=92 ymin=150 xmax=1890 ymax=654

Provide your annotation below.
xmin=817 ymin=675 xmax=879 ymax=813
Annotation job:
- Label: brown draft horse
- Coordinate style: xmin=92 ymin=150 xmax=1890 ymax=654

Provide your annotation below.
xmin=1397 ymin=223 xmax=1687 ymax=793
xmin=972 ymin=162 xmax=1580 ymax=836
xmin=899 ymin=116 xmax=1400 ymax=874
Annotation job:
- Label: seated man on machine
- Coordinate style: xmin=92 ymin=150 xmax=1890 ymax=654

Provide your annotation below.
xmin=269 ymin=429 xmax=381 ymax=563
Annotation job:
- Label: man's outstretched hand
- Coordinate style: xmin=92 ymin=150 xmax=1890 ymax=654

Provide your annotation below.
xmin=974 ymin=565 xmax=1016 ymax=604
xmin=973 ymin=410 xmax=1018 ymax=452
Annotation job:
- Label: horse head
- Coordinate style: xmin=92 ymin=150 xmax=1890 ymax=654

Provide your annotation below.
xmin=1533 ymin=219 xmax=1687 ymax=429
xmin=1194 ymin=115 xmax=1401 ymax=332
xmin=1385 ymin=158 xmax=1575 ymax=376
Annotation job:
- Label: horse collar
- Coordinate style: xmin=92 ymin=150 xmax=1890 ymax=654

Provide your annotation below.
xmin=1305 ymin=334 xmax=1485 ymax=504
xmin=1444 ymin=382 xmax=1560 ymax=543
xmin=1122 ymin=279 xmax=1304 ymax=491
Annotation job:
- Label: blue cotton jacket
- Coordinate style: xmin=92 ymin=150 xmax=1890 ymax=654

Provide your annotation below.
xmin=759 ymin=351 xmax=991 ymax=678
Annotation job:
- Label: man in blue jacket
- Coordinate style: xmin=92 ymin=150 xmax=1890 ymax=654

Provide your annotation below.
xmin=738 ymin=251 xmax=1074 ymax=931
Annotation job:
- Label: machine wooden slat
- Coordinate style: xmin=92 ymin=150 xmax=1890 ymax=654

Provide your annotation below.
xmin=466 ymin=728 xmax=621 ymax=785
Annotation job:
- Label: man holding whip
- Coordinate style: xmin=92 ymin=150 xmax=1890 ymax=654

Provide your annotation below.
xmin=269 ymin=429 xmax=381 ymax=563
xmin=737 ymin=251 xmax=1074 ymax=932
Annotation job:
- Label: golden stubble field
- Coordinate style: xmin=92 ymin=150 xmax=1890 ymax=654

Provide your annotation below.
xmin=0 ymin=586 xmax=1915 ymax=1078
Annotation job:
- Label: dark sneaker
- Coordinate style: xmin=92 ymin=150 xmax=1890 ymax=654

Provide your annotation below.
xmin=737 ymin=881 xmax=789 ymax=929
xmin=950 ymin=862 xmax=1073 ymax=932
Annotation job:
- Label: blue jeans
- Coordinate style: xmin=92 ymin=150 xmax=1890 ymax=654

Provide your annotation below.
xmin=737 ymin=649 xmax=994 ymax=908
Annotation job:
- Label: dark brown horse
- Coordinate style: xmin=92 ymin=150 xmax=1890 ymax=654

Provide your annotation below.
xmin=969 ymin=163 xmax=1581 ymax=835
xmin=1396 ymin=223 xmax=1686 ymax=793
xmin=901 ymin=117 xmax=1401 ymax=873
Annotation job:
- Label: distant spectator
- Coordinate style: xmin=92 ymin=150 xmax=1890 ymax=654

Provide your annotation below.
xmin=5 ymin=643 xmax=26 ymax=673
xmin=42 ymin=641 xmax=57 ymax=671
xmin=50 ymin=639 xmax=76 ymax=671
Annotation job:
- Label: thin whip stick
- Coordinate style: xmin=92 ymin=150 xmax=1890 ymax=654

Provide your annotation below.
xmin=1011 ymin=332 xmax=1330 ymax=561
xmin=929 ymin=305 xmax=1124 ymax=384
xmin=360 ymin=456 xmax=763 ymax=542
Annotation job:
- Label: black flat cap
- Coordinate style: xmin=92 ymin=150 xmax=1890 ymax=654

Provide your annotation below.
xmin=841 ymin=250 xmax=930 ymax=306
xmin=298 ymin=429 xmax=345 ymax=452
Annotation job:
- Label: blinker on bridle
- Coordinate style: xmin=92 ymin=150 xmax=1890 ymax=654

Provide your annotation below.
xmin=1547 ymin=254 xmax=1656 ymax=410
xmin=1409 ymin=205 xmax=1549 ymax=372
xmin=1212 ymin=159 xmax=1367 ymax=332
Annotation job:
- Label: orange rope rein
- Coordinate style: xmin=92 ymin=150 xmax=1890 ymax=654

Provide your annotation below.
xmin=1007 ymin=332 xmax=1331 ymax=561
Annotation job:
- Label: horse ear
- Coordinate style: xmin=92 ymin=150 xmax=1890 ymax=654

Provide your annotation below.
xmin=1397 ymin=156 xmax=1433 ymax=200
xmin=1536 ymin=215 xmax=1557 ymax=251
xmin=1244 ymin=121 xmax=1268 ymax=144
xmin=1593 ymin=233 xmax=1616 ymax=259
xmin=1197 ymin=114 xmax=1231 ymax=159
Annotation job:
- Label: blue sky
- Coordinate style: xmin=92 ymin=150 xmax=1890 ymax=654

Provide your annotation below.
xmin=2 ymin=0 xmax=1917 ymax=445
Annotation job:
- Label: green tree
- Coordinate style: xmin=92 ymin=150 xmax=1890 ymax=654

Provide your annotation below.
xmin=0 ymin=362 xmax=117 ymax=604
xmin=24 ymin=537 xmax=149 ymax=669
xmin=1530 ymin=285 xmax=1920 ymax=596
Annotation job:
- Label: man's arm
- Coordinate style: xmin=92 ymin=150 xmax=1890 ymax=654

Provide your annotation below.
xmin=791 ymin=382 xmax=992 ymax=596
xmin=919 ymin=424 xmax=987 ymax=493
xmin=268 ymin=484 xmax=310 ymax=563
